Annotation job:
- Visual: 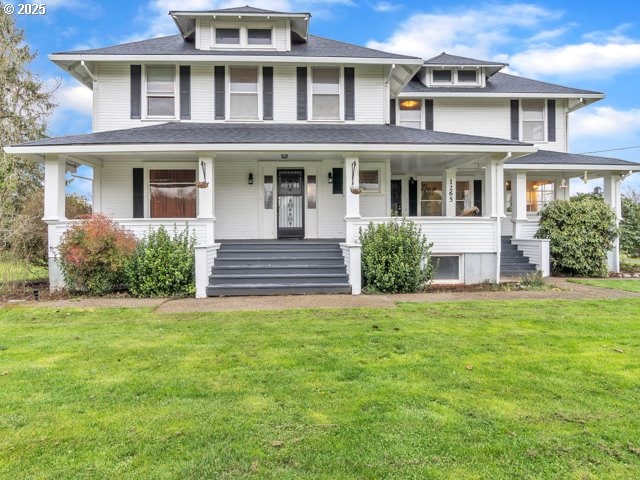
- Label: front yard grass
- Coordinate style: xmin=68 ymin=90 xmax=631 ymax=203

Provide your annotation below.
xmin=1 ymin=299 xmax=640 ymax=479
xmin=569 ymin=278 xmax=640 ymax=293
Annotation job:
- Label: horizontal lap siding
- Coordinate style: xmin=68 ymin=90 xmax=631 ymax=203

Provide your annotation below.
xmin=197 ymin=19 xmax=212 ymax=49
xmin=354 ymin=65 xmax=385 ymax=123
xmin=434 ymin=98 xmax=511 ymax=140
xmin=215 ymin=160 xmax=260 ymax=239
xmin=100 ymin=160 xmax=136 ymax=217
xmin=318 ymin=162 xmax=345 ymax=238
xmin=360 ymin=162 xmax=388 ymax=217
xmin=273 ymin=19 xmax=288 ymax=51
xmin=191 ymin=64 xmax=215 ymax=121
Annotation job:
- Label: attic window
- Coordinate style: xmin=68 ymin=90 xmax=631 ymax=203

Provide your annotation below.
xmin=248 ymin=28 xmax=272 ymax=45
xmin=216 ymin=28 xmax=240 ymax=45
xmin=433 ymin=69 xmax=452 ymax=83
xmin=457 ymin=70 xmax=477 ymax=83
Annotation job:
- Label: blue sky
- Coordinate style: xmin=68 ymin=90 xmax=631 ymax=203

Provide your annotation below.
xmin=10 ymin=0 xmax=640 ymax=195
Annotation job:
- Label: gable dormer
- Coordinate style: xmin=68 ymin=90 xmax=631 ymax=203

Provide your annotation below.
xmin=421 ymin=52 xmax=507 ymax=88
xmin=170 ymin=6 xmax=310 ymax=52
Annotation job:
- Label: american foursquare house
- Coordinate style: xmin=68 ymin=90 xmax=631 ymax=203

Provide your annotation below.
xmin=6 ymin=6 xmax=639 ymax=297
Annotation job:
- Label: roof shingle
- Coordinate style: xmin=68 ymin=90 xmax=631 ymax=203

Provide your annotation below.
xmin=424 ymin=52 xmax=506 ymax=67
xmin=507 ymin=149 xmax=638 ymax=167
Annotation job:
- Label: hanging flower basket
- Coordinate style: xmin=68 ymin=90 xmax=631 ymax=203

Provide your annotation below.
xmin=350 ymin=186 xmax=363 ymax=195
xmin=196 ymin=181 xmax=209 ymax=189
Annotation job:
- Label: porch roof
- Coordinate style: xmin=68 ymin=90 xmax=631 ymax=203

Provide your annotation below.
xmin=506 ymin=149 xmax=639 ymax=170
xmin=9 ymin=122 xmax=530 ymax=152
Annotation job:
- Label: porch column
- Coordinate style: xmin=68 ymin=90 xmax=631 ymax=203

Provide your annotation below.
xmin=197 ymin=153 xmax=215 ymax=245
xmin=485 ymin=160 xmax=503 ymax=282
xmin=43 ymin=155 xmax=67 ymax=222
xmin=512 ymin=172 xmax=527 ymax=238
xmin=92 ymin=165 xmax=102 ymax=213
xmin=344 ymin=155 xmax=361 ymax=243
xmin=444 ymin=168 xmax=457 ymax=217
xmin=603 ymin=173 xmax=622 ymax=273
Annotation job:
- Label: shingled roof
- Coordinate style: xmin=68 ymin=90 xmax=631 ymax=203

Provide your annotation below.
xmin=402 ymin=72 xmax=603 ymax=96
xmin=52 ymin=34 xmax=419 ymax=60
xmin=507 ymin=149 xmax=638 ymax=167
xmin=14 ymin=122 xmax=528 ymax=148
xmin=424 ymin=52 xmax=507 ymax=67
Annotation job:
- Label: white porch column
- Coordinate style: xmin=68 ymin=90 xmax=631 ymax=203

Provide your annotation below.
xmin=444 ymin=168 xmax=457 ymax=217
xmin=344 ymin=155 xmax=361 ymax=243
xmin=197 ymin=153 xmax=215 ymax=245
xmin=511 ymin=172 xmax=528 ymax=238
xmin=485 ymin=160 xmax=502 ymax=282
xmin=43 ymin=155 xmax=67 ymax=222
xmin=92 ymin=165 xmax=102 ymax=213
xmin=603 ymin=173 xmax=622 ymax=273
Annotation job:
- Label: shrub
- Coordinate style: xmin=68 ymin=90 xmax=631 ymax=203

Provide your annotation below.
xmin=519 ymin=271 xmax=548 ymax=290
xmin=535 ymin=194 xmax=618 ymax=277
xmin=620 ymin=196 xmax=640 ymax=257
xmin=57 ymin=214 xmax=137 ymax=294
xmin=360 ymin=219 xmax=434 ymax=293
xmin=126 ymin=226 xmax=196 ymax=297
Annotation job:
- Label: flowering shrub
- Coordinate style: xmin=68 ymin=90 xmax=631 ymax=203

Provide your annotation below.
xmin=126 ymin=226 xmax=196 ymax=297
xmin=57 ymin=214 xmax=137 ymax=294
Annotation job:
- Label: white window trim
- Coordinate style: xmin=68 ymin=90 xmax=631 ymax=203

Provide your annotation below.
xmin=225 ymin=65 xmax=263 ymax=121
xmin=211 ymin=23 xmax=275 ymax=49
xmin=308 ymin=66 xmax=344 ymax=122
xmin=396 ymin=99 xmax=424 ymax=129
xmin=358 ymin=168 xmax=382 ymax=194
xmin=142 ymin=64 xmax=179 ymax=120
xmin=430 ymin=254 xmax=464 ymax=284
xmin=429 ymin=68 xmax=482 ymax=87
xmin=520 ymin=99 xmax=548 ymax=143
xmin=416 ymin=176 xmax=476 ymax=216
xmin=143 ymin=163 xmax=198 ymax=219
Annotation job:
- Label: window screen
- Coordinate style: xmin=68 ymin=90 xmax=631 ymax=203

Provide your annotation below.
xmin=216 ymin=28 xmax=240 ymax=44
xmin=146 ymin=66 xmax=175 ymax=117
xmin=457 ymin=70 xmax=477 ymax=83
xmin=248 ymin=29 xmax=272 ymax=45
xmin=312 ymin=67 xmax=340 ymax=120
xmin=433 ymin=69 xmax=452 ymax=82
xmin=230 ymin=66 xmax=259 ymax=120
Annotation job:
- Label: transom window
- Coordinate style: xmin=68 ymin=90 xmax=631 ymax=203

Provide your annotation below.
xmin=149 ymin=169 xmax=196 ymax=218
xmin=398 ymin=99 xmax=422 ymax=129
xmin=311 ymin=67 xmax=341 ymax=120
xmin=359 ymin=170 xmax=380 ymax=192
xmin=216 ymin=28 xmax=240 ymax=45
xmin=433 ymin=69 xmax=452 ymax=83
xmin=248 ymin=28 xmax=272 ymax=45
xmin=522 ymin=99 xmax=545 ymax=142
xmin=146 ymin=65 xmax=175 ymax=117
xmin=229 ymin=66 xmax=259 ymax=120
xmin=527 ymin=180 xmax=554 ymax=213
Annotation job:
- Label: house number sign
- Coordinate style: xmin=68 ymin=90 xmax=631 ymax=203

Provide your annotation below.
xmin=448 ymin=179 xmax=454 ymax=204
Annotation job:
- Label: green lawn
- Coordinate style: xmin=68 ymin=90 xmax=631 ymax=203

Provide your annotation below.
xmin=0 ymin=256 xmax=47 ymax=285
xmin=569 ymin=278 xmax=640 ymax=293
xmin=1 ymin=300 xmax=640 ymax=479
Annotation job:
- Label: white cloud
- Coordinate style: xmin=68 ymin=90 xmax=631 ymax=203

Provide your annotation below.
xmin=526 ymin=27 xmax=568 ymax=43
xmin=571 ymin=106 xmax=640 ymax=139
xmin=371 ymin=1 xmax=401 ymax=12
xmin=366 ymin=3 xmax=557 ymax=60
xmin=46 ymin=78 xmax=93 ymax=136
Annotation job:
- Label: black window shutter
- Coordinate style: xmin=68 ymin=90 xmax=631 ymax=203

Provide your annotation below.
xmin=473 ymin=180 xmax=482 ymax=216
xmin=297 ymin=67 xmax=307 ymax=120
xmin=390 ymin=99 xmax=396 ymax=125
xmin=547 ymin=99 xmax=556 ymax=142
xmin=424 ymin=99 xmax=434 ymax=130
xmin=510 ymin=99 xmax=519 ymax=140
xmin=344 ymin=67 xmax=355 ymax=121
xmin=332 ymin=168 xmax=343 ymax=194
xmin=408 ymin=177 xmax=418 ymax=216
xmin=133 ymin=168 xmax=144 ymax=218
xmin=263 ymin=66 xmax=273 ymax=121
xmin=179 ymin=65 xmax=191 ymax=120
xmin=130 ymin=65 xmax=141 ymax=119
xmin=214 ymin=66 xmax=225 ymax=120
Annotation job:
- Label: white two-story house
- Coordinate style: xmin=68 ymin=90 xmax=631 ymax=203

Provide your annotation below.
xmin=6 ymin=5 xmax=638 ymax=296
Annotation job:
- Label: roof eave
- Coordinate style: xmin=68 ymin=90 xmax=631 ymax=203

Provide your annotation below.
xmin=505 ymin=163 xmax=639 ymax=171
xmin=398 ymin=91 xmax=605 ymax=99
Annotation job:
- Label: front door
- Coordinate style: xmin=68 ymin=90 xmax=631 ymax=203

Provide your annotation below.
xmin=277 ymin=169 xmax=305 ymax=238
xmin=390 ymin=179 xmax=402 ymax=216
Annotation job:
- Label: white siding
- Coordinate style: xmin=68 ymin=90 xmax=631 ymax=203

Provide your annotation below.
xmin=354 ymin=65 xmax=385 ymax=123
xmin=99 ymin=160 xmax=137 ymax=218
xmin=197 ymin=19 xmax=213 ymax=50
xmin=273 ymin=65 xmax=297 ymax=122
xmin=435 ymin=98 xmax=511 ymax=139
xmin=191 ymin=64 xmax=214 ymax=121
xmin=359 ymin=161 xmax=388 ymax=217
xmin=318 ymin=161 xmax=346 ymax=238
xmin=214 ymin=160 xmax=261 ymax=239
xmin=273 ymin=19 xmax=288 ymax=51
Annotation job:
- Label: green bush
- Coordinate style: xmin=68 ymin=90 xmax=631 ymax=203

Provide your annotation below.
xmin=360 ymin=219 xmax=434 ymax=293
xmin=126 ymin=226 xmax=196 ymax=297
xmin=620 ymin=196 xmax=640 ymax=257
xmin=57 ymin=214 xmax=137 ymax=294
xmin=535 ymin=194 xmax=618 ymax=277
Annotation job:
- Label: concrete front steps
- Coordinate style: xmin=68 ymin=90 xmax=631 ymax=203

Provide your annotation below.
xmin=207 ymin=240 xmax=351 ymax=296
xmin=501 ymin=236 xmax=537 ymax=277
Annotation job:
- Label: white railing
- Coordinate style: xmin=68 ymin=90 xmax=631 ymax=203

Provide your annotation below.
xmin=511 ymin=238 xmax=550 ymax=276
xmin=347 ymin=217 xmax=499 ymax=253
xmin=195 ymin=243 xmax=221 ymax=298
xmin=514 ymin=218 xmax=541 ymax=240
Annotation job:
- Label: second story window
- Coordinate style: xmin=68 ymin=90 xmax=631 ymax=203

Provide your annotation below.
xmin=229 ymin=66 xmax=259 ymax=120
xmin=146 ymin=65 xmax=175 ymax=117
xmin=433 ymin=69 xmax=452 ymax=83
xmin=398 ymin=99 xmax=422 ymax=129
xmin=216 ymin=28 xmax=240 ymax=45
xmin=311 ymin=67 xmax=340 ymax=120
xmin=457 ymin=70 xmax=477 ymax=83
xmin=248 ymin=28 xmax=272 ymax=45
xmin=522 ymin=99 xmax=545 ymax=142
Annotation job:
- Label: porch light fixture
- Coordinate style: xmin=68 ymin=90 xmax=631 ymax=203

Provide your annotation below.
xmin=328 ymin=171 xmax=333 ymax=184
xmin=248 ymin=173 xmax=254 ymax=185
xmin=399 ymin=99 xmax=421 ymax=110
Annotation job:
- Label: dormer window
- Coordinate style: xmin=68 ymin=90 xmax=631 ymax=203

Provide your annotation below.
xmin=433 ymin=70 xmax=452 ymax=83
xmin=248 ymin=28 xmax=272 ymax=45
xmin=215 ymin=28 xmax=240 ymax=45
xmin=457 ymin=70 xmax=477 ymax=83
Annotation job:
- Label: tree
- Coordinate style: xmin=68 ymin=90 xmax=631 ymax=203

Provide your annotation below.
xmin=0 ymin=10 xmax=57 ymax=249
xmin=621 ymin=190 xmax=640 ymax=257
xmin=535 ymin=194 xmax=618 ymax=277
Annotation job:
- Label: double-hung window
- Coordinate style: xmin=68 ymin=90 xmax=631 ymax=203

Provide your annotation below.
xmin=248 ymin=28 xmax=272 ymax=45
xmin=229 ymin=66 xmax=259 ymax=120
xmin=522 ymin=99 xmax=545 ymax=141
xmin=146 ymin=66 xmax=175 ymax=117
xmin=527 ymin=180 xmax=554 ymax=213
xmin=433 ymin=69 xmax=452 ymax=83
xmin=398 ymin=99 xmax=422 ymax=129
xmin=311 ymin=67 xmax=340 ymax=120
xmin=216 ymin=28 xmax=240 ymax=45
